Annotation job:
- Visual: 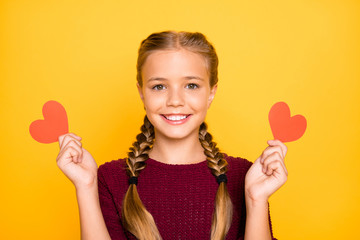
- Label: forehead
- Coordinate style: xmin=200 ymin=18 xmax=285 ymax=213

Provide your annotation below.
xmin=141 ymin=49 xmax=209 ymax=82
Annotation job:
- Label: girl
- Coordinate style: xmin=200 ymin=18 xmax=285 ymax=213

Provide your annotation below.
xmin=56 ymin=30 xmax=288 ymax=240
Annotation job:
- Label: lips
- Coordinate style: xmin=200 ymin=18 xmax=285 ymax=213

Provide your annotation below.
xmin=161 ymin=114 xmax=191 ymax=124
xmin=162 ymin=114 xmax=189 ymax=121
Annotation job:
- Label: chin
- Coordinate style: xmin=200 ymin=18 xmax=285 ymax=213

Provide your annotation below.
xmin=157 ymin=131 xmax=192 ymax=140
xmin=154 ymin=126 xmax=200 ymax=141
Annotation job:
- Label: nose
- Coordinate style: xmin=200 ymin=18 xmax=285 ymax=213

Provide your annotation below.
xmin=166 ymin=87 xmax=185 ymax=107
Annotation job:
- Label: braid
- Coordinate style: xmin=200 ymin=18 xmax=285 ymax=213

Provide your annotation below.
xmin=199 ymin=123 xmax=228 ymax=176
xmin=199 ymin=122 xmax=233 ymax=240
xmin=126 ymin=115 xmax=155 ymax=177
xmin=122 ymin=115 xmax=162 ymax=240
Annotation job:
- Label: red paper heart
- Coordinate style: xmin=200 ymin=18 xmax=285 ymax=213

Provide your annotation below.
xmin=268 ymin=102 xmax=307 ymax=142
xmin=29 ymin=100 xmax=69 ymax=143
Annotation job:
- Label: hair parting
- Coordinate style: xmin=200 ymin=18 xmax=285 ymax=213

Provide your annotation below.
xmin=136 ymin=31 xmax=219 ymax=88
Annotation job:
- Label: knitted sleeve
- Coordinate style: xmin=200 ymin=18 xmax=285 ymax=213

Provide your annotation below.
xmin=97 ymin=165 xmax=128 ymax=240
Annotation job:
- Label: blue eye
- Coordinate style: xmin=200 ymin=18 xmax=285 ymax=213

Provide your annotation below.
xmin=152 ymin=84 xmax=165 ymax=90
xmin=186 ymin=83 xmax=199 ymax=89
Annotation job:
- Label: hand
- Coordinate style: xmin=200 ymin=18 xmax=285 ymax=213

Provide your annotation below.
xmin=245 ymin=139 xmax=288 ymax=203
xmin=56 ymin=133 xmax=98 ymax=190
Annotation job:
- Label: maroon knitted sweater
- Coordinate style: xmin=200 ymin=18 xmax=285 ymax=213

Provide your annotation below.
xmin=97 ymin=155 xmax=277 ymax=240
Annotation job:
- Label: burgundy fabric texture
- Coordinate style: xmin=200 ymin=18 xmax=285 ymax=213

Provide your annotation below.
xmin=98 ymin=155 xmax=277 ymax=240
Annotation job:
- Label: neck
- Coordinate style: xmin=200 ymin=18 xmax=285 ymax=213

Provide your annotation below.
xmin=149 ymin=130 xmax=207 ymax=165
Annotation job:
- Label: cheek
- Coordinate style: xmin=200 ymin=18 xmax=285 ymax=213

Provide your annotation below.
xmin=187 ymin=93 xmax=209 ymax=110
xmin=143 ymin=94 xmax=163 ymax=110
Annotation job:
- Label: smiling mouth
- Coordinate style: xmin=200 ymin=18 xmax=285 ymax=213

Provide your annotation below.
xmin=161 ymin=114 xmax=191 ymax=121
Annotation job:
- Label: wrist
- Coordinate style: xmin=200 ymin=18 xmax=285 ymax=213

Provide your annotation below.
xmin=245 ymin=196 xmax=268 ymax=209
xmin=245 ymin=189 xmax=269 ymax=208
xmin=75 ymin=178 xmax=98 ymax=194
xmin=245 ymin=196 xmax=269 ymax=219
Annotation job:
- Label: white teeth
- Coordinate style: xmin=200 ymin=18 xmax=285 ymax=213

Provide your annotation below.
xmin=165 ymin=115 xmax=187 ymax=121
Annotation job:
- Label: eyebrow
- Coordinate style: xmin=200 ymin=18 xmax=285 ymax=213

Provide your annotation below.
xmin=147 ymin=76 xmax=204 ymax=82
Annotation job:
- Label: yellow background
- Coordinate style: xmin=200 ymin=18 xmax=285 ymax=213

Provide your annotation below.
xmin=1 ymin=0 xmax=359 ymax=239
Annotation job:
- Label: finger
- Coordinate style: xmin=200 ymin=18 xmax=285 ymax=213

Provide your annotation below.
xmin=263 ymin=152 xmax=287 ymax=175
xmin=265 ymin=160 xmax=281 ymax=176
xmin=262 ymin=152 xmax=288 ymax=176
xmin=267 ymin=139 xmax=288 ymax=158
xmin=69 ymin=132 xmax=82 ymax=141
xmin=59 ymin=140 xmax=83 ymax=163
xmin=70 ymin=149 xmax=79 ymax=163
xmin=265 ymin=160 xmax=288 ymax=183
xmin=58 ymin=134 xmax=67 ymax=148
xmin=268 ymin=139 xmax=287 ymax=156
xmin=58 ymin=133 xmax=82 ymax=149
xmin=260 ymin=145 xmax=284 ymax=164
xmin=57 ymin=146 xmax=81 ymax=165
xmin=60 ymin=139 xmax=83 ymax=161
xmin=262 ymin=151 xmax=281 ymax=173
xmin=59 ymin=134 xmax=82 ymax=150
xmin=265 ymin=160 xmax=288 ymax=177
xmin=64 ymin=140 xmax=83 ymax=161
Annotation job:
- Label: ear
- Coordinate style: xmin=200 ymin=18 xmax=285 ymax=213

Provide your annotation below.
xmin=137 ymin=82 xmax=144 ymax=102
xmin=207 ymin=84 xmax=217 ymax=108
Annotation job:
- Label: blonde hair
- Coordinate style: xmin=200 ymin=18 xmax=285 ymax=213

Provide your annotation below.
xmin=122 ymin=31 xmax=232 ymax=240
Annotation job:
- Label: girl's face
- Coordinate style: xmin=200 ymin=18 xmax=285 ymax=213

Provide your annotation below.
xmin=137 ymin=48 xmax=217 ymax=141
